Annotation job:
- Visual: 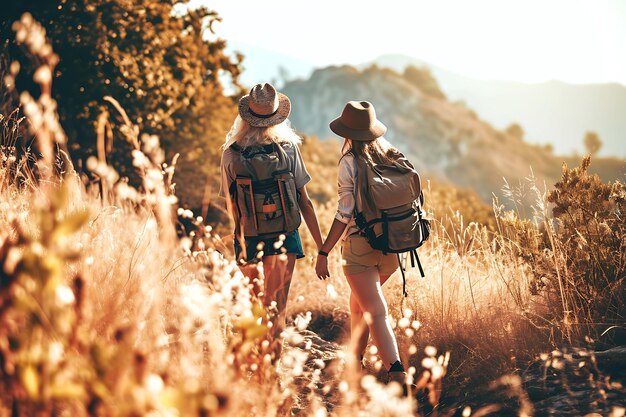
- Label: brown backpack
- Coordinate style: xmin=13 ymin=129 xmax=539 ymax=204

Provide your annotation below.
xmin=353 ymin=153 xmax=430 ymax=296
xmin=228 ymin=142 xmax=302 ymax=239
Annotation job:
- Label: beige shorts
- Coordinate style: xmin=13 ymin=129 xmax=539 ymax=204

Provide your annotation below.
xmin=341 ymin=234 xmax=399 ymax=276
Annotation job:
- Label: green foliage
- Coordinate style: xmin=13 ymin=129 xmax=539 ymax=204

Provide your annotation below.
xmin=1 ymin=0 xmax=242 ymax=207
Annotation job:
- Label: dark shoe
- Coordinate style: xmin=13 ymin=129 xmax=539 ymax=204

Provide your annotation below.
xmin=387 ymin=361 xmax=411 ymax=397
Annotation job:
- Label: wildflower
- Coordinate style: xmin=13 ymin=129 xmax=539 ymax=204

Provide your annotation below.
xmin=425 ymin=345 xmax=437 ymax=357
xmin=33 ymin=66 xmax=51 ymax=84
xmin=132 ymin=149 xmax=150 ymax=168
xmin=55 ymin=284 xmax=75 ymax=306
xmin=326 ymin=284 xmax=338 ymax=299
xmin=10 ymin=61 xmax=20 ymax=74
xmin=144 ymin=373 xmax=164 ymax=394
xmin=48 ymin=342 xmax=64 ymax=365
xmin=422 ymin=357 xmax=437 ymax=369
xmin=294 ymin=311 xmax=312 ymax=331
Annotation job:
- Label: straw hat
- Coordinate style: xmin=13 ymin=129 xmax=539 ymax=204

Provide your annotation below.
xmin=238 ymin=83 xmax=291 ymax=127
xmin=329 ymin=101 xmax=387 ymax=141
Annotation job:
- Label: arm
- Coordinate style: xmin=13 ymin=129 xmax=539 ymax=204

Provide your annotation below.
xmin=315 ymin=218 xmax=347 ymax=280
xmin=297 ymin=186 xmax=323 ymax=251
xmin=219 ymin=151 xmax=237 ymax=220
xmin=315 ymin=154 xmax=356 ymax=279
xmin=320 ymin=219 xmax=347 ymax=254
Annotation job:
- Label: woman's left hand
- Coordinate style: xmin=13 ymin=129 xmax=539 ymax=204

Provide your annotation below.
xmin=315 ymin=255 xmax=330 ymax=280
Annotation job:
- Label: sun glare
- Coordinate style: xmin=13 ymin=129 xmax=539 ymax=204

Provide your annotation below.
xmin=207 ymin=0 xmax=626 ymax=84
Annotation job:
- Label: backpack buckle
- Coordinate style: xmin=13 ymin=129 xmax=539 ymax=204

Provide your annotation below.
xmin=262 ymin=192 xmax=277 ymax=220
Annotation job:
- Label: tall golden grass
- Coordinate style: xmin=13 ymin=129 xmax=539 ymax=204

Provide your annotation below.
xmin=1 ymin=13 xmax=624 ymax=417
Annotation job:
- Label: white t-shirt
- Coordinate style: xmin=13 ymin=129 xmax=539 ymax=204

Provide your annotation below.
xmin=335 ymin=152 xmax=361 ymax=239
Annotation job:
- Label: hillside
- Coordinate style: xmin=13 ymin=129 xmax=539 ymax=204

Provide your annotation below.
xmin=282 ymin=65 xmax=626 ymax=203
xmin=224 ymin=43 xmax=626 ymax=158
xmin=372 ymin=54 xmax=626 ymax=157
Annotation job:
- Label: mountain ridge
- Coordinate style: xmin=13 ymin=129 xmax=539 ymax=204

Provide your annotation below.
xmin=282 ymin=64 xmax=625 ymax=203
xmin=226 ymin=42 xmax=626 ymax=157
xmin=370 ymin=54 xmax=626 ymax=157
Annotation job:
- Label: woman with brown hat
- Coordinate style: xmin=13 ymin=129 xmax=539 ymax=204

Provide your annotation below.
xmin=220 ymin=83 xmax=323 ymax=348
xmin=315 ymin=101 xmax=407 ymax=384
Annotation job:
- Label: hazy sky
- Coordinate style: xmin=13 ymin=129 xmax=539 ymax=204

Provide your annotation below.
xmin=198 ymin=0 xmax=626 ymax=85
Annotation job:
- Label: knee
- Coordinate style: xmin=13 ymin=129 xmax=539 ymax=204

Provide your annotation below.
xmin=350 ymin=293 xmax=361 ymax=313
xmin=364 ymin=299 xmax=389 ymax=320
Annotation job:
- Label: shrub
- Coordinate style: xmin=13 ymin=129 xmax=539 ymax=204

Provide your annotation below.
xmin=500 ymin=157 xmax=625 ymax=344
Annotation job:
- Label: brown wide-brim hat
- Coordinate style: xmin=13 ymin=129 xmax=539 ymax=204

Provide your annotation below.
xmin=329 ymin=100 xmax=387 ymax=141
xmin=238 ymin=83 xmax=291 ymax=127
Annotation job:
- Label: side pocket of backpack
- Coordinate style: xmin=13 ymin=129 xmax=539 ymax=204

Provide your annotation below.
xmin=235 ymin=177 xmax=259 ymax=236
xmin=275 ymin=172 xmax=302 ymax=234
xmin=385 ymin=208 xmax=421 ymax=252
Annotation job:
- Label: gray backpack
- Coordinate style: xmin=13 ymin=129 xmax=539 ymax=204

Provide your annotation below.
xmin=228 ymin=142 xmax=302 ymax=239
xmin=353 ymin=153 xmax=430 ymax=296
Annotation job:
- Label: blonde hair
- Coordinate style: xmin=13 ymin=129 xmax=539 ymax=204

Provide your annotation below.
xmin=342 ymin=137 xmax=401 ymax=165
xmin=222 ymin=115 xmax=302 ymax=150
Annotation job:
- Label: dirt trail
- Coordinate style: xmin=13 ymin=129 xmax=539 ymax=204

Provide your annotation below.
xmin=284 ymin=328 xmax=626 ymax=416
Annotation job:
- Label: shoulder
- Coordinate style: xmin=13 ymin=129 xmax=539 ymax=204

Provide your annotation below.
xmin=339 ymin=151 xmax=355 ymax=166
xmin=338 ymin=152 xmax=356 ymax=179
xmin=280 ymin=142 xmax=305 ymax=166
xmin=220 ymin=147 xmax=238 ymax=168
xmin=279 ymin=141 xmax=300 ymax=156
xmin=221 ymin=146 xmax=236 ymax=159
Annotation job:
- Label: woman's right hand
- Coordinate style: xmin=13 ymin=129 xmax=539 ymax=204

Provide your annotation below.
xmin=315 ymin=255 xmax=330 ymax=280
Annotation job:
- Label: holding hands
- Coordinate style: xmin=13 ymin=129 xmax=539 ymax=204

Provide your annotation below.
xmin=315 ymin=218 xmax=349 ymax=280
xmin=316 ymin=251 xmax=330 ymax=280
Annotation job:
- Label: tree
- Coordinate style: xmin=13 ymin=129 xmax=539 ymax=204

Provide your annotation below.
xmin=1 ymin=0 xmax=243 ymax=206
xmin=505 ymin=123 xmax=524 ymax=141
xmin=583 ymin=131 xmax=602 ymax=156
xmin=402 ymin=66 xmax=446 ymax=99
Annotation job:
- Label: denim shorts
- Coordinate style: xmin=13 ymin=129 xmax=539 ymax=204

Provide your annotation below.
xmin=234 ymin=230 xmax=305 ymax=264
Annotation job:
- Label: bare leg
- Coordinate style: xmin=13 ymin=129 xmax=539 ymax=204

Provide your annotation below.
xmin=239 ymin=263 xmax=263 ymax=299
xmin=262 ymin=254 xmax=297 ymax=340
xmin=349 ymin=293 xmax=368 ymax=362
xmin=346 ymin=269 xmax=400 ymax=368
xmin=350 ymin=274 xmax=393 ymax=362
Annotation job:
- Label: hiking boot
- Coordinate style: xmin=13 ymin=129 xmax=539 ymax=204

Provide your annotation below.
xmin=387 ymin=361 xmax=411 ymax=397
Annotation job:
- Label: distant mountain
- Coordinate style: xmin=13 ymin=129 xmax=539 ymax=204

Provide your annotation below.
xmin=282 ymin=65 xmax=625 ymax=203
xmin=371 ymin=54 xmax=626 ymax=158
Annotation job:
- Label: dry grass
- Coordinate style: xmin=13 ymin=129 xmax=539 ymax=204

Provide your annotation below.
xmin=1 ymin=12 xmax=624 ymax=417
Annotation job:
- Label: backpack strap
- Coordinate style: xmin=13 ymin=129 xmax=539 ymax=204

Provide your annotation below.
xmin=397 ymin=253 xmax=408 ymax=298
xmin=413 ymin=249 xmax=425 ymax=278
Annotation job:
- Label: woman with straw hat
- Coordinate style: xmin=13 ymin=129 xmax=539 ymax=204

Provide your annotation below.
xmin=315 ymin=101 xmax=407 ymax=385
xmin=220 ymin=83 xmax=323 ymax=351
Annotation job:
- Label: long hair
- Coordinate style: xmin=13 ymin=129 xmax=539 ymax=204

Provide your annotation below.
xmin=222 ymin=115 xmax=302 ymax=150
xmin=342 ymin=137 xmax=402 ymax=165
